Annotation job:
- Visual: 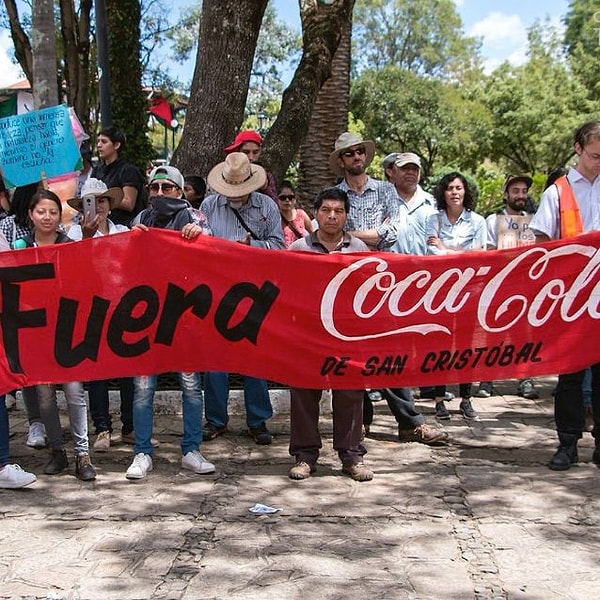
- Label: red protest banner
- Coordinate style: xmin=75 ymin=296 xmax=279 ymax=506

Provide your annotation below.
xmin=0 ymin=228 xmax=599 ymax=393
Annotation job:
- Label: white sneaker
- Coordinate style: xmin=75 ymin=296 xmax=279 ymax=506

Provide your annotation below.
xmin=0 ymin=464 xmax=37 ymax=488
xmin=26 ymin=422 xmax=47 ymax=448
xmin=93 ymin=431 xmax=111 ymax=452
xmin=181 ymin=450 xmax=215 ymax=474
xmin=125 ymin=453 xmax=153 ymax=480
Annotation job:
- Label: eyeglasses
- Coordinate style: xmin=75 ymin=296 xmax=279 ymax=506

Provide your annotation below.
xmin=340 ymin=147 xmax=366 ymax=158
xmin=148 ymin=182 xmax=178 ymax=194
xmin=279 ymin=194 xmax=295 ymax=201
xmin=583 ymin=149 xmax=600 ymax=162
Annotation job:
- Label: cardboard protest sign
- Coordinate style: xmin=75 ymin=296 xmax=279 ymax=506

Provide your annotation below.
xmin=0 ymin=104 xmax=82 ymax=188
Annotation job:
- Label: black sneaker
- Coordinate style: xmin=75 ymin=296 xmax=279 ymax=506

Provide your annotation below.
xmin=44 ymin=448 xmax=69 ymax=475
xmin=202 ymin=423 xmax=228 ymax=442
xmin=248 ymin=422 xmax=272 ymax=445
xmin=435 ymin=401 xmax=451 ymax=420
xmin=459 ymin=398 xmax=478 ymax=420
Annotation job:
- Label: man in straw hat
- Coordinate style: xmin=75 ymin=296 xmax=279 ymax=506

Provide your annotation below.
xmin=201 ymin=152 xmax=285 ymax=446
xmin=331 ymin=132 xmax=406 ymax=250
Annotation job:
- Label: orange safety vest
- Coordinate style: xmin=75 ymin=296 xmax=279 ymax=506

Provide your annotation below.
xmin=554 ymin=175 xmax=583 ymax=238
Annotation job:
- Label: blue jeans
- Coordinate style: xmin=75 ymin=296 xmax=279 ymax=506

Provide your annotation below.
xmin=88 ymin=378 xmax=134 ymax=435
xmin=133 ymin=373 xmax=203 ymax=456
xmin=204 ymin=372 xmax=272 ymax=429
xmin=583 ymin=367 xmax=592 ymax=407
xmin=0 ymin=396 xmax=8 ymax=467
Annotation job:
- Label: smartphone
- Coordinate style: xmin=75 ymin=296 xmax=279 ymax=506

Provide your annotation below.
xmin=82 ymin=194 xmax=96 ymax=220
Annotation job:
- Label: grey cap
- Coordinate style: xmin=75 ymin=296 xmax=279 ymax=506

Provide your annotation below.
xmin=148 ymin=165 xmax=185 ymax=189
xmin=382 ymin=153 xmax=401 ymax=170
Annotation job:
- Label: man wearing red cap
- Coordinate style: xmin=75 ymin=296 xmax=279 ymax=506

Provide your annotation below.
xmin=225 ymin=130 xmax=279 ymax=204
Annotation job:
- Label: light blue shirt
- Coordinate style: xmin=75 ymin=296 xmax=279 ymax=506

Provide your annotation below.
xmin=426 ymin=209 xmax=487 ymax=255
xmin=392 ymin=185 xmax=437 ymax=255
xmin=200 ymin=191 xmax=285 ymax=250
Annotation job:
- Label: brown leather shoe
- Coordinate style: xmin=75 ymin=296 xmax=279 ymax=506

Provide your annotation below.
xmin=75 ymin=453 xmax=97 ymax=481
xmin=342 ymin=462 xmax=373 ymax=482
xmin=289 ymin=461 xmax=316 ymax=480
xmin=398 ymin=423 xmax=449 ymax=446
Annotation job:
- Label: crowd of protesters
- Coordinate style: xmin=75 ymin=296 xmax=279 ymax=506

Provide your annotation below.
xmin=0 ymin=119 xmax=598 ymax=488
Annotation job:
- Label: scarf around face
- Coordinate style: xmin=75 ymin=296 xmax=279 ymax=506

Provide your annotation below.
xmin=139 ymin=196 xmax=192 ymax=230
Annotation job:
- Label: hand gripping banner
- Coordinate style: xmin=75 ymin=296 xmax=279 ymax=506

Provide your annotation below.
xmin=0 ymin=228 xmax=599 ymax=393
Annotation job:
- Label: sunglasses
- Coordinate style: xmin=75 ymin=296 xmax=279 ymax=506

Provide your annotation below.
xmin=340 ymin=147 xmax=366 ymax=158
xmin=148 ymin=182 xmax=178 ymax=194
xmin=279 ymin=194 xmax=295 ymax=201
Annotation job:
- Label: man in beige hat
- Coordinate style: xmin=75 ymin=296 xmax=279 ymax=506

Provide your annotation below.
xmin=383 ymin=152 xmax=436 ymax=256
xmin=331 ymin=132 xmax=405 ymax=249
xmin=201 ymin=152 xmax=285 ymax=446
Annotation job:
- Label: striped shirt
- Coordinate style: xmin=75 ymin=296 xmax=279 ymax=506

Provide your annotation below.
xmin=336 ymin=176 xmax=406 ymax=249
xmin=200 ymin=192 xmax=285 ymax=250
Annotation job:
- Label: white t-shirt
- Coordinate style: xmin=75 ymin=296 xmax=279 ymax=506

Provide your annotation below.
xmin=68 ymin=220 xmax=129 ymax=240
xmin=530 ymin=168 xmax=600 ymax=239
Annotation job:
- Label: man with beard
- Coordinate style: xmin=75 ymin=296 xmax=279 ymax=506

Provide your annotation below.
xmin=485 ymin=174 xmax=536 ymax=251
xmin=331 ymin=132 xmax=403 ymax=250
xmin=476 ymin=174 xmax=539 ymax=401
xmin=125 ymin=165 xmax=215 ymax=480
xmin=200 ymin=152 xmax=285 ymax=446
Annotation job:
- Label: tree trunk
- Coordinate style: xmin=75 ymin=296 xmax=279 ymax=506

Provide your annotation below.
xmin=260 ymin=0 xmax=355 ymax=186
xmin=296 ymin=13 xmax=352 ymax=205
xmin=59 ymin=0 xmax=93 ymax=132
xmin=172 ymin=0 xmax=269 ymax=177
xmin=31 ymin=0 xmax=59 ymax=109
xmin=105 ymin=0 xmax=153 ymax=172
xmin=173 ymin=0 xmax=355 ymax=183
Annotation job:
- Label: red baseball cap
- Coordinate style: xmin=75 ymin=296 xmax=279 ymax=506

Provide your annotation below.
xmin=224 ymin=130 xmax=263 ymax=153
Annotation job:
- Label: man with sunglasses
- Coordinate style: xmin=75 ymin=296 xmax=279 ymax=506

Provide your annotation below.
xmin=330 ymin=132 xmax=405 ymax=250
xmin=125 ymin=165 xmax=214 ymax=480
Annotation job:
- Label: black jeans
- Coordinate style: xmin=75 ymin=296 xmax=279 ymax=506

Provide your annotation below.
xmin=555 ymin=363 xmax=600 ymax=439
xmin=363 ymin=387 xmax=424 ymax=429
xmin=88 ymin=378 xmax=134 ymax=435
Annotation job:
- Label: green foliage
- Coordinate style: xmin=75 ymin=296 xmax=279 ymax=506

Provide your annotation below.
xmin=353 ymin=0 xmax=481 ymax=78
xmin=479 ymin=21 xmax=594 ymax=174
xmin=106 ymin=0 xmax=154 ymax=171
xmin=564 ymin=0 xmax=600 ymax=101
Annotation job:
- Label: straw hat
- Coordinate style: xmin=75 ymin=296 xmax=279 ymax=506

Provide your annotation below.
xmin=207 ymin=152 xmax=267 ymax=197
xmin=328 ymin=132 xmax=376 ymax=176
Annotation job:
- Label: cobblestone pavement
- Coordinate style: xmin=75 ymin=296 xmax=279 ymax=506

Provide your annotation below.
xmin=1 ymin=376 xmax=600 ymax=600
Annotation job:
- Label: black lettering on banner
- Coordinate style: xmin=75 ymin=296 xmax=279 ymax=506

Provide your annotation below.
xmin=214 ymin=281 xmax=279 ymax=344
xmin=54 ymin=297 xmax=111 ymax=367
xmin=320 ymin=356 xmax=349 ymax=376
xmin=419 ymin=342 xmax=545 ymax=374
xmin=361 ymin=355 xmax=407 ymax=376
xmin=107 ymin=285 xmax=159 ymax=357
xmin=0 ymin=264 xmax=55 ymax=373
xmin=154 ymin=283 xmax=212 ymax=345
